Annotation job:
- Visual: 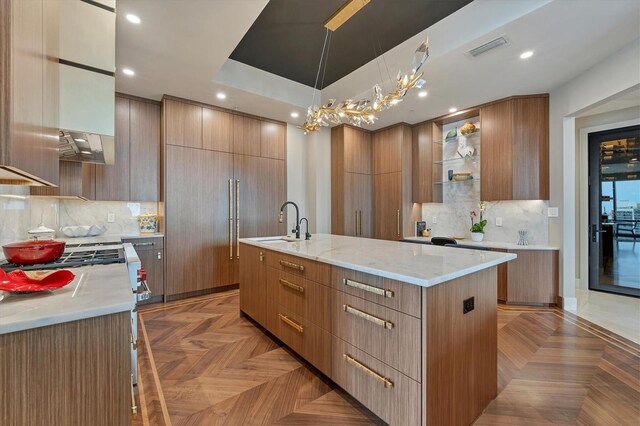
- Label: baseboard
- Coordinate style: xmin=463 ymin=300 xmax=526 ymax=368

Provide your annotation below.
xmin=557 ymin=295 xmax=578 ymax=311
xmin=166 ymin=283 xmax=240 ymax=302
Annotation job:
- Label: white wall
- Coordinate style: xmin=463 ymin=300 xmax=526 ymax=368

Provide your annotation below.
xmin=548 ymin=38 xmax=640 ymax=308
xmin=286 ymin=125 xmax=331 ymax=235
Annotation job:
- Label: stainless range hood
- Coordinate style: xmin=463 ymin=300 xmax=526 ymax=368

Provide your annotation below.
xmin=58 ymin=130 xmax=114 ymax=164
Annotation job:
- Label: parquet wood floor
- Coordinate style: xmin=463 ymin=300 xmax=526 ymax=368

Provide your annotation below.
xmin=132 ymin=291 xmax=640 ymax=426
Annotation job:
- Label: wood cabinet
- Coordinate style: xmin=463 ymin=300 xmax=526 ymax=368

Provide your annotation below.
xmin=123 ymin=237 xmax=164 ymax=304
xmin=480 ymin=95 xmax=549 ymax=201
xmin=0 ymin=0 xmax=59 ymax=186
xmin=239 ymin=245 xmax=499 ymax=426
xmin=373 ymin=124 xmax=419 ymax=240
xmin=163 ymin=97 xmax=286 ymax=299
xmin=331 ymin=125 xmax=373 ymax=238
xmin=502 ymin=249 xmax=559 ymax=305
xmin=96 ymin=96 xmax=130 ymax=201
xmin=412 ymin=121 xmax=442 ymax=203
xmin=163 ymin=98 xmax=202 ymax=148
xmin=31 ymin=161 xmax=96 ymax=199
xmin=129 ymin=98 xmax=161 ymax=201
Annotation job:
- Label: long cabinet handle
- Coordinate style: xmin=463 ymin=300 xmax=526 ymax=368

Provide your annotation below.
xmin=355 ymin=210 xmax=359 ymax=237
xmin=343 ymin=278 xmax=394 ymax=298
xmin=344 ymin=354 xmax=394 ymax=389
xmin=396 ymin=209 xmax=400 ymax=237
xmin=358 ymin=210 xmax=362 ymax=236
xmin=236 ymin=180 xmax=240 ymax=259
xmin=279 ymin=260 xmax=305 ymax=271
xmin=228 ymin=179 xmax=233 ymax=260
xmin=280 ymin=278 xmax=304 ymax=293
xmin=279 ymin=314 xmax=304 ymax=333
xmin=343 ymin=304 xmax=394 ymax=330
xmin=132 ymin=242 xmax=155 ymax=247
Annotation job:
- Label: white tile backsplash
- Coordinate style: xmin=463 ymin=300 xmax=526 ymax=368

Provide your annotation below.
xmin=59 ymin=200 xmax=157 ymax=235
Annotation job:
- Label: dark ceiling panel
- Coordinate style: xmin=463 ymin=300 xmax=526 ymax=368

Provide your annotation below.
xmin=230 ymin=0 xmax=473 ymax=88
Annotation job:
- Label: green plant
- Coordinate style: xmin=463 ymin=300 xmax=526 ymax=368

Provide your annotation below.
xmin=470 ymin=207 xmax=487 ymax=233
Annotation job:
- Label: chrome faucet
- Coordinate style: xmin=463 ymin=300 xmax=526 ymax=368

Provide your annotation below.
xmin=279 ymin=201 xmax=300 ymax=239
xmin=299 ymin=217 xmax=311 ymax=240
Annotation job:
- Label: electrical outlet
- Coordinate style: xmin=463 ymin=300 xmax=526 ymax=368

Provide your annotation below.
xmin=107 ymin=213 xmax=115 ymax=223
xmin=432 ymin=216 xmax=437 ymax=224
xmin=548 ymin=207 xmax=559 ymax=217
xmin=463 ymin=297 xmax=475 ymax=314
xmin=495 ymin=217 xmax=503 ymax=227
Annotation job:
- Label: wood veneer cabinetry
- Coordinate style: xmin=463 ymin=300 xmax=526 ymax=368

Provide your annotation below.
xmin=503 ymin=249 xmax=559 ymax=305
xmin=123 ymin=236 xmax=164 ymax=304
xmin=331 ymin=125 xmax=373 ymax=238
xmin=480 ymin=95 xmax=549 ymax=201
xmin=240 ymin=245 xmax=499 ymax=426
xmin=0 ymin=0 xmax=59 ymax=186
xmin=373 ymin=124 xmax=420 ymax=240
xmin=412 ymin=121 xmax=442 ymax=203
xmin=163 ymin=97 xmax=286 ymax=299
xmin=0 ymin=312 xmax=131 ymax=426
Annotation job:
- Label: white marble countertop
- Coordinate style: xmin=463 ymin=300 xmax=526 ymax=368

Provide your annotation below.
xmin=55 ymin=233 xmax=164 ymax=244
xmin=402 ymin=236 xmax=559 ymax=251
xmin=0 ymin=263 xmax=134 ymax=335
xmin=241 ymin=234 xmax=516 ymax=288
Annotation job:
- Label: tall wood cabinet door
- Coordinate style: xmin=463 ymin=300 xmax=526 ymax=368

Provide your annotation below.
xmin=202 ymin=107 xmax=233 ymax=152
xmin=165 ymin=146 xmax=234 ymax=296
xmin=260 ymin=121 xmax=285 ymax=160
xmin=344 ymin=127 xmax=371 ymax=174
xmin=163 ymin=99 xmax=202 ymax=148
xmin=129 ymin=99 xmax=160 ymax=201
xmin=374 ymin=172 xmax=402 ymax=241
xmin=96 ymin=96 xmax=130 ymax=201
xmin=480 ymin=100 xmax=513 ymax=201
xmin=342 ymin=173 xmax=359 ymax=237
xmin=343 ymin=172 xmax=372 ymax=237
xmin=373 ymin=127 xmax=402 ymax=174
xmin=233 ymin=115 xmax=260 ymax=156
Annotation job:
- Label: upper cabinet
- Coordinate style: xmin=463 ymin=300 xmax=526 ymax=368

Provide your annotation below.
xmin=0 ymin=0 xmax=59 ymax=186
xmin=412 ymin=121 xmax=442 ymax=203
xmin=344 ymin=126 xmax=371 ymax=174
xmin=163 ymin=97 xmax=286 ymax=159
xmin=58 ymin=0 xmax=115 ymax=137
xmin=480 ymin=95 xmax=549 ymax=201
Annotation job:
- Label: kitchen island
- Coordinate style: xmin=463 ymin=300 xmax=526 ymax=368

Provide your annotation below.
xmin=0 ymin=262 xmax=134 ymax=425
xmin=239 ymin=234 xmax=515 ymax=426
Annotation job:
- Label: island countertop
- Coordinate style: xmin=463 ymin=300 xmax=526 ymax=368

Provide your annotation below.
xmin=241 ymin=233 xmax=516 ymax=288
xmin=0 ymin=263 xmax=134 ymax=335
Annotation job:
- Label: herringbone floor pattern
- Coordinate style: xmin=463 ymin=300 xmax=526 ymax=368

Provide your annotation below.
xmin=132 ymin=291 xmax=640 ymax=426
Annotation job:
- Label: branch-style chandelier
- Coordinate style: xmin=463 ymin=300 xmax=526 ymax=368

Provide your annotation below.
xmin=299 ymin=39 xmax=429 ymax=134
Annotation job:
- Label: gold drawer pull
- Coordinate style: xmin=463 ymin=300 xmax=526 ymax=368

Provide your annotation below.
xmin=279 ymin=314 xmax=304 ymax=333
xmin=280 ymin=278 xmax=304 ymax=293
xmin=343 ymin=278 xmax=394 ymax=298
xmin=343 ymin=304 xmax=394 ymax=330
xmin=344 ymin=354 xmax=394 ymax=389
xmin=280 ymin=260 xmax=305 ymax=271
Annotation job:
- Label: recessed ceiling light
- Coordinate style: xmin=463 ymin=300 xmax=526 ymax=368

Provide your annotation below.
xmin=80 ymin=150 xmax=91 ymax=155
xmin=418 ymin=91 xmax=428 ymax=98
xmin=122 ymin=68 xmax=135 ymax=76
xmin=216 ymin=92 xmax=226 ymax=100
xmin=126 ymin=14 xmax=141 ymax=24
xmin=449 ymin=107 xmax=457 ymax=113
xmin=520 ymin=50 xmax=534 ymax=59
xmin=73 ymin=138 xmax=87 ymax=143
xmin=291 ymin=112 xmax=299 ymax=118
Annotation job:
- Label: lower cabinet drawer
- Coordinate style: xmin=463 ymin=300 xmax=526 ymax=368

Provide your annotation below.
xmin=266 ymin=269 xmax=331 ymax=330
xmin=332 ymin=336 xmax=421 ymax=426
xmin=266 ymin=252 xmax=330 ymax=283
xmin=273 ymin=306 xmax=331 ymax=377
xmin=331 ymin=290 xmax=421 ymax=381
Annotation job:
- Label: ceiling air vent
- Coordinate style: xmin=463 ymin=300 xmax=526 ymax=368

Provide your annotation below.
xmin=468 ymin=36 xmax=508 ymax=57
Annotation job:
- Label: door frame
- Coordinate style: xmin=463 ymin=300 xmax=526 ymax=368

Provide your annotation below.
xmin=586 ymin=124 xmax=640 ymax=297
xmin=578 ymin=118 xmax=640 ymax=291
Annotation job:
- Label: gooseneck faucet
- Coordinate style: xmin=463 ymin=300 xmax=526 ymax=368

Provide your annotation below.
xmin=279 ymin=201 xmax=300 ymax=239
xmin=299 ymin=217 xmax=311 ymax=240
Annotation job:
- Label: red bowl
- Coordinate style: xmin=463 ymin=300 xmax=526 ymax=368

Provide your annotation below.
xmin=2 ymin=240 xmax=66 ymax=265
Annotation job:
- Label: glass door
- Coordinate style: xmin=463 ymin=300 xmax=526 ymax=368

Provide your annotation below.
xmin=588 ymin=125 xmax=640 ymax=297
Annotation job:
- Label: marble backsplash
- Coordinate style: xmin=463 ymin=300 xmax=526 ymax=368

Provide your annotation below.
xmin=421 ymin=200 xmax=549 ymax=245
xmin=0 ymin=185 xmax=158 ymax=250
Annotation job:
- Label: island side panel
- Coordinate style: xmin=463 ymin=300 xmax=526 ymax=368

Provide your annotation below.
xmin=0 ymin=311 xmax=131 ymax=426
xmin=423 ymin=267 xmax=498 ymax=426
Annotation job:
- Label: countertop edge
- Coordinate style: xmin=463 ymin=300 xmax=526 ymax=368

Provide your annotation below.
xmin=402 ymin=236 xmax=560 ymax=251
xmin=240 ymin=238 xmax=516 ymax=288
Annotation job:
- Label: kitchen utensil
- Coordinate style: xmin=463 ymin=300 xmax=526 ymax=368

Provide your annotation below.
xmin=2 ymin=240 xmax=66 ymax=265
xmin=137 ymin=213 xmax=158 ymax=233
xmin=518 ymin=229 xmax=529 ymax=246
xmin=0 ymin=268 xmax=75 ymax=293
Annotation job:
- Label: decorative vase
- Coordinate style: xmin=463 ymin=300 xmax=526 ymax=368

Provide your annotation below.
xmin=471 ymin=232 xmax=484 ymax=242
